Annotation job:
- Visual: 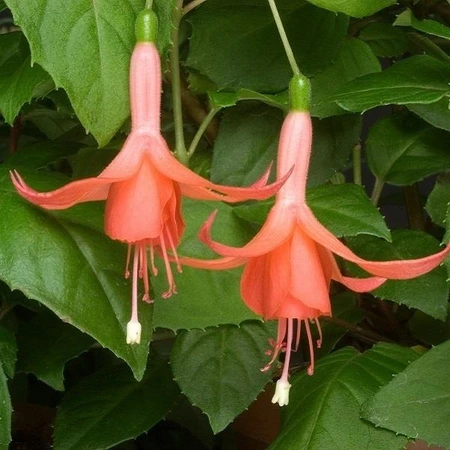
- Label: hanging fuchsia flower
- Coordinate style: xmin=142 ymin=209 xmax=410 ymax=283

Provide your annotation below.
xmin=10 ymin=10 xmax=288 ymax=345
xmin=179 ymin=75 xmax=450 ymax=406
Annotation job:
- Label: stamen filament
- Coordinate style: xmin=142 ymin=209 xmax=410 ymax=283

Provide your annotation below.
xmin=305 ymin=320 xmax=315 ymax=375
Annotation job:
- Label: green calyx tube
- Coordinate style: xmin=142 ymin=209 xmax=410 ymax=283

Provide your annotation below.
xmin=135 ymin=9 xmax=158 ymax=43
xmin=289 ymin=74 xmax=311 ymax=111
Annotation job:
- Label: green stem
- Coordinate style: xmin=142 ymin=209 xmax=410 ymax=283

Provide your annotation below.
xmin=353 ymin=143 xmax=362 ymax=186
xmin=145 ymin=0 xmax=154 ymax=9
xmin=267 ymin=0 xmax=300 ymax=76
xmin=187 ymin=107 xmax=220 ymax=157
xmin=171 ymin=0 xmax=189 ymax=165
xmin=371 ymin=177 xmax=384 ymax=206
xmin=403 ymin=184 xmax=425 ymax=230
xmin=183 ymin=0 xmax=207 ymax=16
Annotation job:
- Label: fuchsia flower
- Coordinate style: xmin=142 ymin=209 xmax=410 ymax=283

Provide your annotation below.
xmin=179 ymin=77 xmax=450 ymax=406
xmin=10 ymin=10 xmax=288 ymax=345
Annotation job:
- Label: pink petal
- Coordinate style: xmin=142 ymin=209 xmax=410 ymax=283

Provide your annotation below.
xmin=199 ymin=205 xmax=296 ymax=258
xmin=176 ymin=255 xmax=246 ymax=270
xmin=298 ymin=204 xmax=450 ymax=279
xmin=339 ymin=275 xmax=387 ymax=292
xmin=10 ymin=170 xmax=111 ymax=210
xmin=148 ymin=135 xmax=292 ymax=201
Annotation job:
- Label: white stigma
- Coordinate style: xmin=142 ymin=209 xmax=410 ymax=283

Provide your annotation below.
xmin=126 ymin=320 xmax=142 ymax=345
xmin=271 ymin=379 xmax=291 ymax=407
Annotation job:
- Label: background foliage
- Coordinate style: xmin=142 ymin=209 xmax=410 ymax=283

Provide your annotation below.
xmin=1 ymin=0 xmax=450 ymax=449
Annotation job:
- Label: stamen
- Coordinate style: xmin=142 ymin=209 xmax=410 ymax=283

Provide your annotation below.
xmin=149 ymin=245 xmax=158 ymax=276
xmin=126 ymin=246 xmax=142 ymax=345
xmin=305 ymin=320 xmax=315 ymax=376
xmin=159 ymin=232 xmax=177 ymax=298
xmin=142 ymin=245 xmax=152 ymax=303
xmin=166 ymin=228 xmax=182 ymax=273
xmin=280 ymin=318 xmax=294 ymax=382
xmin=138 ymin=244 xmax=144 ymax=278
xmin=124 ymin=244 xmax=132 ymax=278
xmin=261 ymin=318 xmax=288 ymax=372
xmin=315 ymin=319 xmax=323 ymax=349
xmin=293 ymin=319 xmax=302 ymax=352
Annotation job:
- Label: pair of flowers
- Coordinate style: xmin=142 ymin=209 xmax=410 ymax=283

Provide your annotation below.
xmin=11 ymin=10 xmax=450 ymax=406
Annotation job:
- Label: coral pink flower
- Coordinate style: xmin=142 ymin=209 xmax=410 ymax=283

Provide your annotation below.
xmin=10 ymin=28 xmax=288 ymax=345
xmin=180 ymin=109 xmax=450 ymax=406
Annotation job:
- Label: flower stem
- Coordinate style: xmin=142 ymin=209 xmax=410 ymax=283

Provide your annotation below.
xmin=353 ymin=143 xmax=362 ymax=186
xmin=183 ymin=0 xmax=207 ymax=16
xmin=171 ymin=0 xmax=189 ymax=165
xmin=370 ymin=177 xmax=384 ymax=206
xmin=267 ymin=0 xmax=300 ymax=76
xmin=145 ymin=0 xmax=154 ymax=9
xmin=187 ymin=107 xmax=220 ymax=157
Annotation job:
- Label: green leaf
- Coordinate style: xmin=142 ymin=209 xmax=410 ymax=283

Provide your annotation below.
xmin=305 ymin=0 xmax=395 ymax=17
xmin=186 ymin=0 xmax=348 ymax=92
xmin=0 ymin=32 xmax=53 ymax=123
xmin=53 ymin=360 xmax=180 ymax=450
xmin=346 ymin=230 xmax=449 ymax=320
xmin=0 ymin=366 xmax=11 ymax=450
xmin=362 ymin=340 xmax=450 ymax=449
xmin=395 ymin=9 xmax=450 ymax=41
xmin=17 ymin=310 xmax=94 ymax=390
xmin=334 ymin=56 xmax=450 ymax=113
xmin=366 ymin=114 xmax=450 ymax=185
xmin=208 ymin=89 xmax=288 ymax=110
xmin=0 ymin=168 xmax=151 ymax=380
xmin=4 ymin=0 xmax=144 ymax=146
xmin=307 ymin=184 xmax=391 ymax=241
xmin=210 ymin=103 xmax=361 ymax=190
xmin=311 ymin=38 xmax=381 ymax=118
xmin=270 ymin=344 xmax=417 ymax=450
xmin=234 ymin=183 xmax=390 ymax=240
xmin=359 ymin=22 xmax=409 ymax=57
xmin=425 ymin=173 xmax=450 ymax=227
xmin=408 ymin=98 xmax=450 ymax=132
xmin=0 ymin=1 xmax=6 ymax=11
xmin=410 ymin=308 xmax=450 ymax=346
xmin=171 ymin=321 xmax=275 ymax=434
xmin=152 ymin=199 xmax=258 ymax=331
xmin=0 ymin=326 xmax=17 ymax=379
xmin=315 ymin=292 xmax=364 ymax=358
xmin=211 ymin=103 xmax=283 ymax=187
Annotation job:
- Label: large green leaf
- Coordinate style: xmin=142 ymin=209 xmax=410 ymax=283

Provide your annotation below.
xmin=311 ymin=38 xmax=380 ymax=118
xmin=171 ymin=321 xmax=275 ymax=434
xmin=346 ymin=230 xmax=449 ymax=321
xmin=362 ymin=340 xmax=450 ymax=449
xmin=186 ymin=0 xmax=348 ymax=92
xmin=358 ymin=22 xmax=409 ymax=57
xmin=410 ymin=308 xmax=450 ymax=346
xmin=0 ymin=168 xmax=151 ymax=380
xmin=17 ymin=310 xmax=94 ymax=390
xmin=210 ymin=103 xmax=361 ymax=189
xmin=395 ymin=9 xmax=450 ymax=41
xmin=152 ymin=199 xmax=258 ymax=331
xmin=366 ymin=114 xmax=450 ymax=185
xmin=0 ymin=326 xmax=17 ymax=378
xmin=307 ymin=184 xmax=391 ymax=241
xmin=234 ymin=183 xmax=390 ymax=240
xmin=408 ymin=98 xmax=450 ymax=132
xmin=425 ymin=173 xmax=450 ymax=227
xmin=53 ymin=360 xmax=180 ymax=450
xmin=0 ymin=32 xmax=53 ymax=123
xmin=270 ymin=344 xmax=417 ymax=450
xmin=335 ymin=56 xmax=450 ymax=112
xmin=0 ymin=366 xmax=11 ymax=450
xmin=4 ymin=0 xmax=145 ymax=146
xmin=305 ymin=0 xmax=395 ymax=17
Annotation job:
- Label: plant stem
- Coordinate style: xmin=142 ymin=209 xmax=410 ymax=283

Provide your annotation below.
xmin=183 ymin=0 xmax=207 ymax=16
xmin=145 ymin=0 xmax=153 ymax=9
xmin=403 ymin=184 xmax=425 ymax=230
xmin=370 ymin=177 xmax=384 ymax=206
xmin=171 ymin=0 xmax=189 ymax=165
xmin=187 ymin=107 xmax=220 ymax=157
xmin=267 ymin=0 xmax=300 ymax=76
xmin=321 ymin=316 xmax=395 ymax=344
xmin=353 ymin=143 xmax=362 ymax=186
